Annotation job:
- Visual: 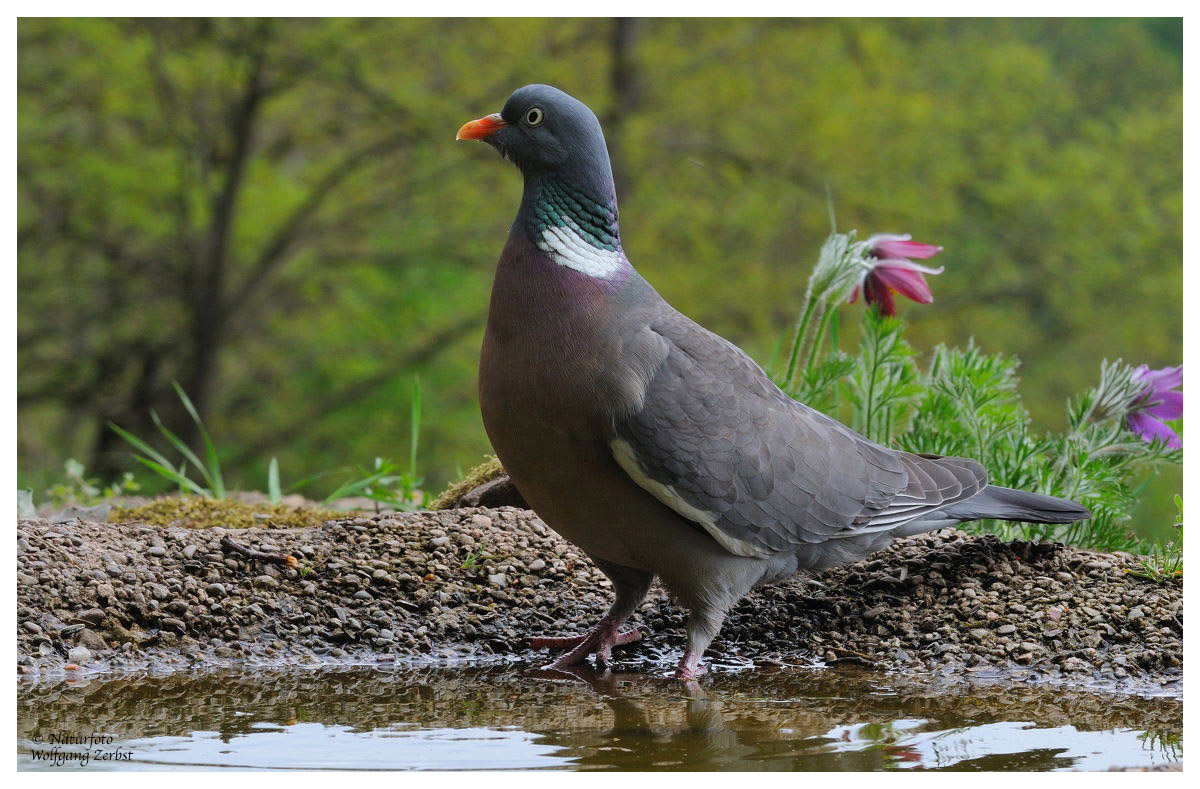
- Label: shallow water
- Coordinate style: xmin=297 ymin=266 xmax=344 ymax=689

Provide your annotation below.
xmin=17 ymin=663 xmax=1181 ymax=771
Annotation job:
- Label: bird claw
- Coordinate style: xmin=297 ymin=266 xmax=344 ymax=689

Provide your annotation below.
xmin=532 ymin=624 xmax=642 ymax=669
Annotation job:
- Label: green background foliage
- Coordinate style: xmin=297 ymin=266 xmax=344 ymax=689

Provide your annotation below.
xmin=17 ymin=19 xmax=1182 ymax=533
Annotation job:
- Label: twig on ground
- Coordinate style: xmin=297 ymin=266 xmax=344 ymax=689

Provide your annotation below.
xmin=220 ymin=535 xmax=299 ymax=568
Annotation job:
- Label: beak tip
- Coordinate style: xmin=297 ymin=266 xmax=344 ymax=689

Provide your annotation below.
xmin=456 ymin=113 xmax=507 ymax=142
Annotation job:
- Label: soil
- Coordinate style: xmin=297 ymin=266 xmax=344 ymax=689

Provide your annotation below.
xmin=16 ymin=506 xmax=1182 ymax=696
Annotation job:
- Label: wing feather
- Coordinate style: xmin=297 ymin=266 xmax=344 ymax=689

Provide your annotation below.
xmin=610 ymin=309 xmax=987 ymax=556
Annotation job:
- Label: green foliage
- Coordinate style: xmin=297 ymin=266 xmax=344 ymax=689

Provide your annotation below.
xmin=1127 ymin=495 xmax=1183 ymax=583
xmin=17 ymin=19 xmax=1180 ymax=511
xmin=110 ymin=383 xmax=227 ymax=498
xmin=777 ymin=233 xmax=1183 ymax=553
xmin=844 ymin=309 xmax=922 ymax=445
xmin=312 ymin=378 xmax=427 ymax=510
xmin=43 ymin=458 xmax=140 ymax=508
xmin=321 ymin=456 xmax=424 ymax=512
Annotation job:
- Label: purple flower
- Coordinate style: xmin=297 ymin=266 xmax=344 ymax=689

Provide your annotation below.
xmin=1126 ymin=365 xmax=1183 ymax=449
xmin=849 ymin=234 xmax=945 ymax=317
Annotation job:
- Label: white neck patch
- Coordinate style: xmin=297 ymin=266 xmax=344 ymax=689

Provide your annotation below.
xmin=537 ymin=221 xmax=625 ymax=279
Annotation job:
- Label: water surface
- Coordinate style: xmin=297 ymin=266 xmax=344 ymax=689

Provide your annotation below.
xmin=17 ymin=664 xmax=1181 ymax=771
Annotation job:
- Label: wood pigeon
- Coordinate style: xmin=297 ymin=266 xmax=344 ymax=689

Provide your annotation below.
xmin=458 ymin=84 xmax=1090 ymax=679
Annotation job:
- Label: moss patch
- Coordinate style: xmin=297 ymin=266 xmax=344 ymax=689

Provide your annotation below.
xmin=429 ymin=456 xmax=507 ymax=510
xmin=110 ymin=496 xmax=341 ymax=529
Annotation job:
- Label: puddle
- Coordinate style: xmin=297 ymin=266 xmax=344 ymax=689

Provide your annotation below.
xmin=17 ymin=664 xmax=1181 ymax=771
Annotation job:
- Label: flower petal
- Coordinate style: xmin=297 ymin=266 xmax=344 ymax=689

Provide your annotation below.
xmin=871 ymin=235 xmax=943 ymax=260
xmin=1143 ymin=390 xmax=1183 ymax=420
xmin=873 ymin=258 xmax=945 ymax=275
xmin=1127 ymin=411 xmax=1182 ymax=449
xmin=848 ymin=285 xmax=861 ymax=305
xmin=863 ymin=272 xmax=896 ymax=316
xmin=874 ymin=266 xmax=934 ymax=303
xmin=1135 ymin=365 xmax=1182 ymax=393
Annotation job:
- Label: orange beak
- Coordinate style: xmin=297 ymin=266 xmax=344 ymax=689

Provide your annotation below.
xmin=456 ymin=112 xmax=508 ymax=141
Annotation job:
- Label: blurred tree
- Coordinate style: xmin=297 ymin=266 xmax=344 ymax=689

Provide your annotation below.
xmin=18 ymin=18 xmax=1181 ymax=514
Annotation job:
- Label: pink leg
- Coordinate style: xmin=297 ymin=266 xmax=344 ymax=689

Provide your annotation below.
xmin=532 ymin=560 xmax=653 ymax=670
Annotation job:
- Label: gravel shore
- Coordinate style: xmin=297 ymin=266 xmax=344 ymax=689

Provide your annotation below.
xmin=16 ymin=508 xmax=1182 ymax=694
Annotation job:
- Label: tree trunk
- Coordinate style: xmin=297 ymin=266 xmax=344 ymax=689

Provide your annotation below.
xmin=607 ymin=17 xmax=643 ymax=200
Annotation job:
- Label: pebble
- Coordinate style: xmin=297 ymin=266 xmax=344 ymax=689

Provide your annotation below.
xmin=13 ymin=509 xmax=1183 ymax=690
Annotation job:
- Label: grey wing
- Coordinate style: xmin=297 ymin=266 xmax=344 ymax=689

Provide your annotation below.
xmin=610 ymin=310 xmax=987 ymax=558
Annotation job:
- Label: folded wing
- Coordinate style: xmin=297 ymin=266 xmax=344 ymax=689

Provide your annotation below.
xmin=611 ymin=310 xmax=987 ymax=557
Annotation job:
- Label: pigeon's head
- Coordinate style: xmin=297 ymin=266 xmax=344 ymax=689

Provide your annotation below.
xmin=457 ymin=84 xmax=613 ymax=188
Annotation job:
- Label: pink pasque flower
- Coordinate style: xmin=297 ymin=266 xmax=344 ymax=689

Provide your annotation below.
xmin=1127 ymin=365 xmax=1183 ymax=449
xmin=849 ymin=234 xmax=945 ymax=317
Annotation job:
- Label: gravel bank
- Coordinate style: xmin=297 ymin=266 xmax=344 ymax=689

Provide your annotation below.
xmin=16 ymin=508 xmax=1182 ymax=694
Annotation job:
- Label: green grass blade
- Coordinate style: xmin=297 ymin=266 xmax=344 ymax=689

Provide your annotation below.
xmin=149 ymin=409 xmax=211 ymax=489
xmin=172 ymin=381 xmax=225 ymax=498
xmin=324 ymin=472 xmax=388 ymax=503
xmin=323 ymin=460 xmax=399 ymax=503
xmin=287 ymin=467 xmax=348 ymax=494
xmin=268 ymin=457 xmax=282 ymax=504
xmin=131 ymin=456 xmax=209 ymax=496
xmin=108 ymin=422 xmax=176 ymax=470
xmin=409 ymin=376 xmax=422 ymax=477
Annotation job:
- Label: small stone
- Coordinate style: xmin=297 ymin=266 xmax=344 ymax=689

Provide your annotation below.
xmin=77 ymin=608 xmax=107 ymax=626
xmin=996 ymin=624 xmax=1017 ymax=635
xmin=150 ymin=583 xmax=171 ymax=600
xmin=969 ymin=629 xmax=989 ymax=641
xmin=528 ymin=559 xmax=546 ymax=572
xmin=67 ymin=646 xmax=92 ymax=664
xmin=206 ymin=583 xmax=227 ymax=597
xmin=253 ymin=575 xmax=279 ymax=589
xmin=22 ymin=621 xmax=42 ymax=634
xmin=147 ymin=546 xmax=167 ymax=557
xmin=488 ymin=573 xmax=508 ymax=589
xmin=77 ymin=628 xmax=109 ymax=651
xmin=183 ymin=545 xmax=199 ymax=559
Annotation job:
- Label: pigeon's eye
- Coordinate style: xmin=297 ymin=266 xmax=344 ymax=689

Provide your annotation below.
xmin=524 ymin=107 xmax=544 ymax=127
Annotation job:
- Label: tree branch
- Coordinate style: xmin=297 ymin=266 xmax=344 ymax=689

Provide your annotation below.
xmin=225 ymin=130 xmax=410 ymax=317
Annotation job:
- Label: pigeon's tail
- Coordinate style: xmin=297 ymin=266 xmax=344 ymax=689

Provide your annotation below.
xmin=892 ymin=485 xmax=1090 ymax=537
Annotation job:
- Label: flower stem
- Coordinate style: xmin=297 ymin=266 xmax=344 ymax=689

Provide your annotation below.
xmin=804 ymin=303 xmax=838 ymax=374
xmin=782 ymin=297 xmax=819 ymax=390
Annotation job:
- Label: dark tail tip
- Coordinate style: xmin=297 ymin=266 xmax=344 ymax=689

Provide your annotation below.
xmin=948 ymin=485 xmax=1091 ymax=525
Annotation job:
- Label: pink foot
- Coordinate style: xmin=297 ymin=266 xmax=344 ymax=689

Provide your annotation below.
xmin=531 ymin=622 xmax=642 ymax=668
xmin=675 ymin=650 xmax=708 ymax=679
